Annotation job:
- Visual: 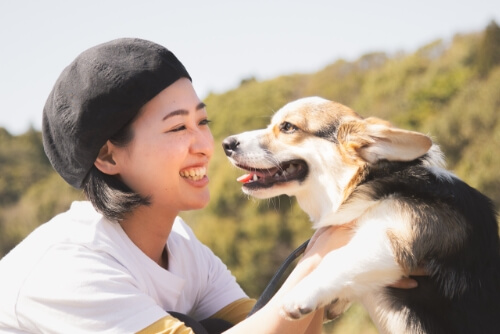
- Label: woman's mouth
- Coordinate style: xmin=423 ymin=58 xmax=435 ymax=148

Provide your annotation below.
xmin=179 ymin=166 xmax=207 ymax=181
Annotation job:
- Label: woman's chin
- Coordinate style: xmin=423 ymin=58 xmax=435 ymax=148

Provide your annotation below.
xmin=183 ymin=193 xmax=210 ymax=211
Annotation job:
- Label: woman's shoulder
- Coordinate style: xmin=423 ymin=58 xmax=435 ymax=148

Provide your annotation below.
xmin=30 ymin=201 xmax=110 ymax=245
xmin=1 ymin=201 xmax=120 ymax=268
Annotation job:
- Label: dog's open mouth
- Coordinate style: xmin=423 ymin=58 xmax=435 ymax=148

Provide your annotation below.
xmin=235 ymin=160 xmax=308 ymax=189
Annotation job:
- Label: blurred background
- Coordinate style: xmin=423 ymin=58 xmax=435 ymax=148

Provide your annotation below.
xmin=1 ymin=1 xmax=500 ymax=333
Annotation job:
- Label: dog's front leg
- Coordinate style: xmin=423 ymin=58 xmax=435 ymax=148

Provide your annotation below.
xmin=281 ymin=222 xmax=403 ymax=320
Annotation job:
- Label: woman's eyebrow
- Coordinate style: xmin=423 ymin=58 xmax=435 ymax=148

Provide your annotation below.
xmin=162 ymin=102 xmax=206 ymax=121
xmin=197 ymin=102 xmax=207 ymax=110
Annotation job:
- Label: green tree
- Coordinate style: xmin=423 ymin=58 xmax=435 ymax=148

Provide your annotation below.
xmin=0 ymin=127 xmax=53 ymax=206
xmin=476 ymin=20 xmax=500 ymax=77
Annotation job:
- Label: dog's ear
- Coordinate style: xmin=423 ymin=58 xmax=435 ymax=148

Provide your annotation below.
xmin=340 ymin=117 xmax=432 ymax=164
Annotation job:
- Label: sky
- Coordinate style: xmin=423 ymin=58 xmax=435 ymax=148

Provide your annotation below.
xmin=1 ymin=0 xmax=499 ymax=135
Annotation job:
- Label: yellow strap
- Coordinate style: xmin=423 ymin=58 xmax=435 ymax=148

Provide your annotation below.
xmin=136 ymin=298 xmax=256 ymax=333
xmin=136 ymin=315 xmax=194 ymax=334
xmin=209 ymin=298 xmax=256 ymax=325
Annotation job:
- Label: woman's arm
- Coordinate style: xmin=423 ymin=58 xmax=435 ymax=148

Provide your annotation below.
xmin=136 ymin=224 xmax=424 ymax=334
xmin=225 ymin=225 xmax=353 ymax=334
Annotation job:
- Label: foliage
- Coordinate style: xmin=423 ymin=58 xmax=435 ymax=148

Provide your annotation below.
xmin=0 ymin=128 xmax=53 ymax=206
xmin=475 ymin=20 xmax=500 ymax=77
xmin=1 ymin=21 xmax=499 ymax=334
xmin=0 ymin=173 xmax=83 ymax=255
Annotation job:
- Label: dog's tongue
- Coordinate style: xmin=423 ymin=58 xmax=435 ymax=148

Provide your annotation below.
xmin=237 ymin=173 xmax=253 ymax=183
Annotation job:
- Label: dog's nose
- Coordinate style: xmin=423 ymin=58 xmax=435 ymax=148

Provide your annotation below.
xmin=222 ymin=136 xmax=239 ymax=156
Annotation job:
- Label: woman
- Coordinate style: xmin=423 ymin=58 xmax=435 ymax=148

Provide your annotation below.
xmin=0 ymin=38 xmax=417 ymax=333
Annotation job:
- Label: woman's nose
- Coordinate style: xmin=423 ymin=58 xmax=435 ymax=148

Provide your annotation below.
xmin=192 ymin=128 xmax=214 ymax=157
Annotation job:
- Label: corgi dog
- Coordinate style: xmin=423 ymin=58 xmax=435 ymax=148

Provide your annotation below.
xmin=222 ymin=97 xmax=500 ymax=333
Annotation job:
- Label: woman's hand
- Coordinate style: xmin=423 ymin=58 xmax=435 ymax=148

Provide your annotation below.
xmin=388 ymin=267 xmax=428 ymax=289
xmin=302 ymin=223 xmax=355 ymax=260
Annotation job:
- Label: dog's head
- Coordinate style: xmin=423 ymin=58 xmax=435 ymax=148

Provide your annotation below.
xmin=223 ymin=97 xmax=432 ymax=223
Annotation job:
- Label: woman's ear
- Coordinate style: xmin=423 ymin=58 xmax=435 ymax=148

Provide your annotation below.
xmin=94 ymin=141 xmax=120 ymax=175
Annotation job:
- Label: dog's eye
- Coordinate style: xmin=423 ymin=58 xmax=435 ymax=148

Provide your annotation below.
xmin=280 ymin=122 xmax=299 ymax=133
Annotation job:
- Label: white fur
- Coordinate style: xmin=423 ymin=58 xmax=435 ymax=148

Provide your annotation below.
xmin=281 ymin=201 xmax=408 ymax=321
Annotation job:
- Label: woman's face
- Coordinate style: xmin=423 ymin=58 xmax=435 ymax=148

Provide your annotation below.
xmin=112 ymin=78 xmax=214 ymax=214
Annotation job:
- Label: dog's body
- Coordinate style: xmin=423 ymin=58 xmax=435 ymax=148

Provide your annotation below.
xmin=222 ymin=97 xmax=500 ymax=333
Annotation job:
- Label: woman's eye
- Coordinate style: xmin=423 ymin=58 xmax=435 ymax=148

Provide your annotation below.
xmin=167 ymin=119 xmax=211 ymax=133
xmin=170 ymin=125 xmax=186 ymax=132
xmin=199 ymin=119 xmax=212 ymax=126
xmin=280 ymin=121 xmax=298 ymax=133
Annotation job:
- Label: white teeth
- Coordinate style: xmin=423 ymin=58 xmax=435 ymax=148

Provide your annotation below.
xmin=180 ymin=167 xmax=207 ymax=181
xmin=286 ymin=164 xmax=297 ymax=174
xmin=274 ymin=164 xmax=298 ymax=179
xmin=253 ymin=174 xmax=258 ymax=181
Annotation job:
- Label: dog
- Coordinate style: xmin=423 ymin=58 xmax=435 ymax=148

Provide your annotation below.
xmin=222 ymin=96 xmax=500 ymax=333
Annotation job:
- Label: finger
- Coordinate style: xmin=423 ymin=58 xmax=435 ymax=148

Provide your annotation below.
xmin=389 ymin=277 xmax=418 ymax=289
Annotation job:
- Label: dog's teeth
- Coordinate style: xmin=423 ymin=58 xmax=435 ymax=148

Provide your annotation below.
xmin=286 ymin=165 xmax=297 ymax=174
xmin=253 ymin=174 xmax=258 ymax=181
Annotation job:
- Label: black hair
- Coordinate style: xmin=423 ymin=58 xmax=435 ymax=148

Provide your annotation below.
xmin=82 ymin=118 xmax=150 ymax=222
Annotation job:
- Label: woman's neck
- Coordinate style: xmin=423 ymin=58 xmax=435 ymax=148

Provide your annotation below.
xmin=119 ymin=205 xmax=177 ymax=268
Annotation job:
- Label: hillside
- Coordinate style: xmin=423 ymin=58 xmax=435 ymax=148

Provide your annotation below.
xmin=1 ymin=21 xmax=499 ymax=334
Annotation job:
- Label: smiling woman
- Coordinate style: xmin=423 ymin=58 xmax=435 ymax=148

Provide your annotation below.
xmin=97 ymin=78 xmax=214 ymax=221
xmin=0 ymin=37 xmax=357 ymax=334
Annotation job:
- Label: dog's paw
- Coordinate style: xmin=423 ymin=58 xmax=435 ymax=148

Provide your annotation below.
xmin=324 ymin=298 xmax=351 ymax=321
xmin=280 ymin=290 xmax=320 ymax=320
xmin=280 ymin=300 xmax=316 ymax=320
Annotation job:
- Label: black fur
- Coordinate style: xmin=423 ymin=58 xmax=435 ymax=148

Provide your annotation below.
xmin=313 ymin=121 xmax=339 ymax=142
xmin=355 ymin=156 xmax=500 ymax=333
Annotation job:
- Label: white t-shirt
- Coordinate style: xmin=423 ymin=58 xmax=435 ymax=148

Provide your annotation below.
xmin=0 ymin=201 xmax=246 ymax=334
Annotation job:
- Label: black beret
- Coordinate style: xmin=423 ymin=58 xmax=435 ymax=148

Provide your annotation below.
xmin=42 ymin=38 xmax=191 ymax=188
